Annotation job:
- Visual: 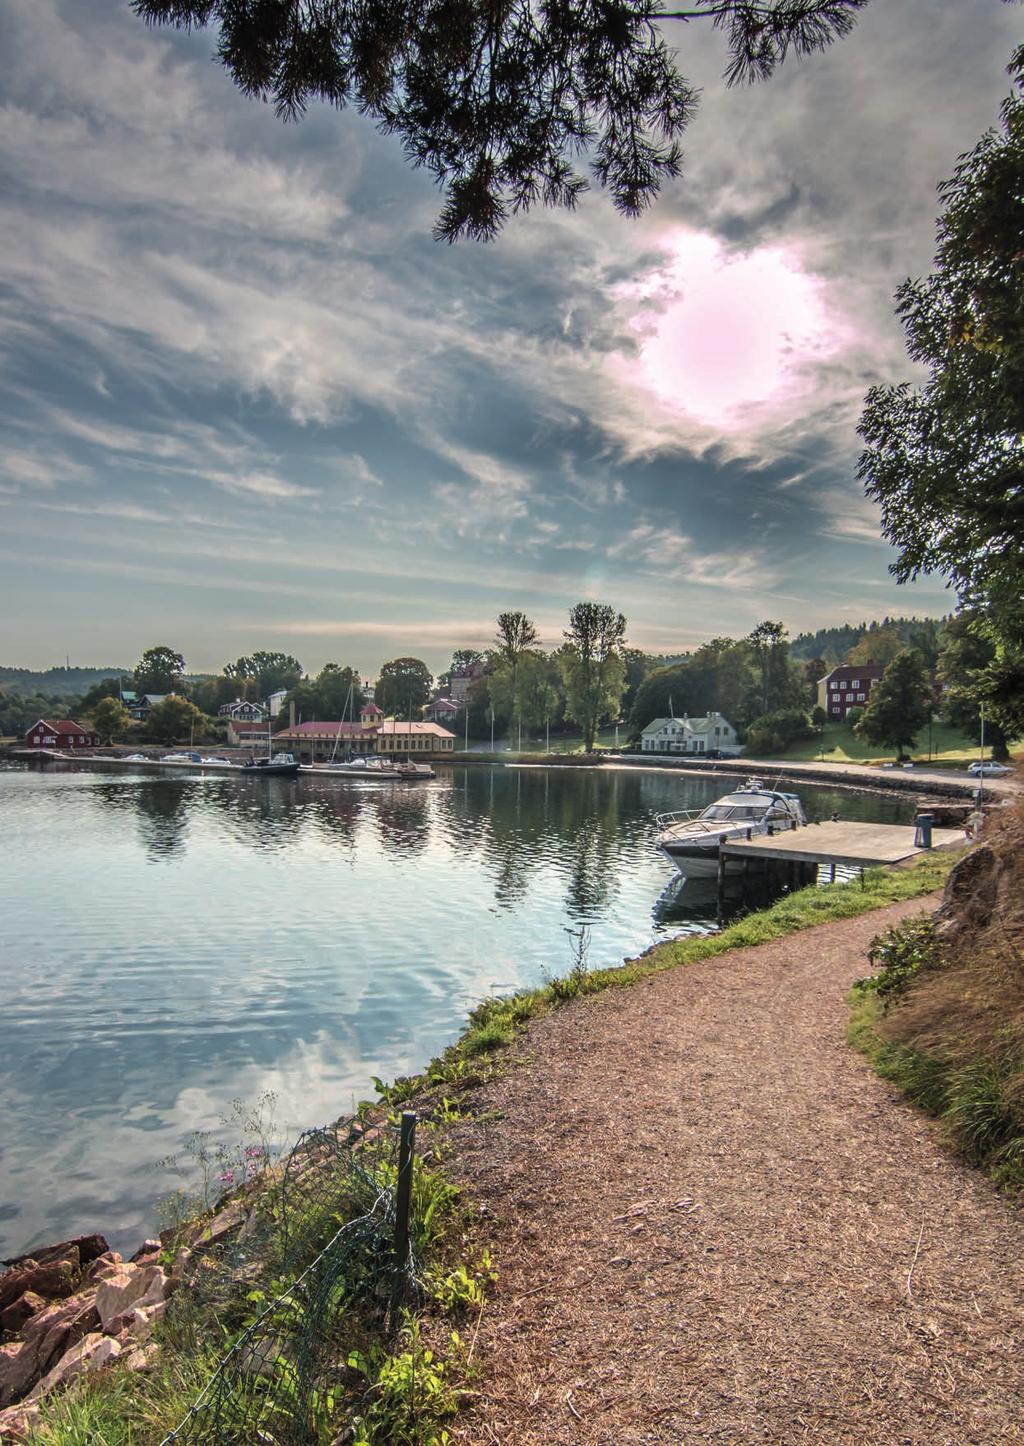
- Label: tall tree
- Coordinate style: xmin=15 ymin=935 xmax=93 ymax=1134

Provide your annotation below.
xmin=132 ymin=1 xmax=865 ymax=241
xmin=142 ymin=695 xmax=207 ymax=744
xmin=845 ymin=627 xmax=903 ymax=669
xmin=748 ymin=621 xmax=794 ymax=715
xmin=560 ymin=602 xmax=627 ymax=751
xmin=937 ymin=613 xmax=1011 ymax=759
xmin=224 ymin=651 xmax=303 ymax=700
xmin=134 ymin=646 xmax=185 ymax=695
xmin=315 ymin=663 xmax=363 ymax=718
xmin=491 ymin=611 xmax=539 ymax=744
xmin=376 ymin=657 xmax=433 ymax=716
xmin=853 ymin=649 xmax=931 ymax=760
xmin=859 ymin=54 xmax=1024 ymax=738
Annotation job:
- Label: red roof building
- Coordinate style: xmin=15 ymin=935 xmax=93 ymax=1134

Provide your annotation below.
xmin=25 ymin=718 xmax=100 ymax=749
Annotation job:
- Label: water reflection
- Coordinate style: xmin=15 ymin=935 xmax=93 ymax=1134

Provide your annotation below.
xmin=0 ymin=762 xmax=913 ymax=1258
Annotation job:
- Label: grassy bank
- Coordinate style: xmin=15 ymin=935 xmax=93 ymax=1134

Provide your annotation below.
xmin=763 ymin=719 xmax=1022 ymax=767
xmin=849 ymin=802 xmax=1024 ymax=1198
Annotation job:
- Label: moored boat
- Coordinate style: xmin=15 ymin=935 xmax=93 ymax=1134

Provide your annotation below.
xmin=655 ymin=780 xmax=807 ymax=876
xmin=241 ymin=753 xmax=300 ymax=777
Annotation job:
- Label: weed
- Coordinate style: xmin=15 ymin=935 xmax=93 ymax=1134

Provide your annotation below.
xmin=350 ymin=1318 xmax=460 ymax=1446
xmin=427 ymin=1251 xmax=497 ymax=1313
xmin=853 ymin=916 xmax=940 ymax=1007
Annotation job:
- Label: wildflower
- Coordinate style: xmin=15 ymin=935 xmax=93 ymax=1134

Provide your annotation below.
xmin=244 ymin=1145 xmax=265 ymax=1159
xmin=218 ymin=1170 xmax=234 ymax=1185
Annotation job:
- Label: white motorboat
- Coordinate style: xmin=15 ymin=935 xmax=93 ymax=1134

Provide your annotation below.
xmin=655 ymin=779 xmax=807 ymax=876
xmin=301 ymin=757 xmax=402 ymax=779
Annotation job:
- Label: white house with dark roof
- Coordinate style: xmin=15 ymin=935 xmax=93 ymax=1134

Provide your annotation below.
xmin=640 ymin=711 xmax=740 ymax=756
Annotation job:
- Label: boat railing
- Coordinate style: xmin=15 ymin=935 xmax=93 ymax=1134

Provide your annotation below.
xmin=654 ymin=809 xmax=721 ymax=833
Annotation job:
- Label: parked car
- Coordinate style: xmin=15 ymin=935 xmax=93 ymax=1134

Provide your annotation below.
xmin=968 ymin=760 xmax=1011 ymax=777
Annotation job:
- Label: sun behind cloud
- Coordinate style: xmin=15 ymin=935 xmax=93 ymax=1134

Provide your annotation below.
xmin=619 ymin=230 xmax=848 ymax=433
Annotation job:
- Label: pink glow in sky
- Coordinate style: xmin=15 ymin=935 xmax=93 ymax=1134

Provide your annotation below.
xmin=622 ymin=231 xmax=846 ymax=431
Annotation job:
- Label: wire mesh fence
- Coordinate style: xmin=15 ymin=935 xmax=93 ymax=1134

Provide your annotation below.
xmin=160 ymin=1112 xmax=418 ymax=1445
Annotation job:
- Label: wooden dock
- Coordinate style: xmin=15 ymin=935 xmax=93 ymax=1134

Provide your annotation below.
xmin=722 ymin=820 xmax=965 ymax=870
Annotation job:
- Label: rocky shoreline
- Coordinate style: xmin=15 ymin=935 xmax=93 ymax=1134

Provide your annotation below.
xmin=0 ymin=1195 xmax=247 ymax=1442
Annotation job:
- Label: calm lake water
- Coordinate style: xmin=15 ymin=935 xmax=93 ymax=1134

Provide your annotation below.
xmin=0 ymin=761 xmax=912 ymax=1257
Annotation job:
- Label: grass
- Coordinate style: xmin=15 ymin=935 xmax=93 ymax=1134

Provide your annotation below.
xmin=849 ymin=993 xmax=1024 ymax=1194
xmin=761 ymin=719 xmax=1023 ymax=768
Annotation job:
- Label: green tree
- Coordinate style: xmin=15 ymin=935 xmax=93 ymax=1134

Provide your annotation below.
xmin=92 ymin=696 xmax=132 ymax=743
xmin=853 ymin=650 xmax=931 ymax=760
xmin=314 ymin=663 xmax=363 ymax=718
xmin=491 ymin=611 xmax=540 ymax=746
xmin=748 ymin=621 xmax=799 ymax=715
xmin=560 ymin=602 xmax=627 ymax=751
xmin=858 ymin=56 xmax=1024 ymax=738
xmin=132 ymin=1 xmax=864 ymax=242
xmin=845 ymin=626 xmax=903 ymax=669
xmin=142 ymin=696 xmax=207 ymax=745
xmin=224 ymin=651 xmax=303 ymax=701
xmin=937 ymin=613 xmax=1011 ymax=759
xmin=134 ymin=646 xmax=185 ymax=695
xmin=376 ymin=657 xmax=433 ymax=716
xmin=81 ymin=676 xmax=132 ymax=712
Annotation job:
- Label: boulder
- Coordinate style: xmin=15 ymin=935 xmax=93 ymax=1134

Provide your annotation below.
xmin=27 ymin=1332 xmax=121 ymax=1401
xmin=0 ymin=1401 xmax=40 ymax=1442
xmin=0 ymin=1345 xmax=37 ymax=1410
xmin=0 ymin=1293 xmax=45 ymax=1337
xmin=1 ymin=1235 xmax=107 ymax=1270
xmin=130 ymin=1239 xmax=161 ymax=1263
xmin=129 ymin=1300 xmax=167 ymax=1339
xmin=13 ymin=1290 xmax=102 ymax=1393
xmin=120 ymin=1341 xmax=159 ymax=1373
xmin=94 ymin=1264 xmax=165 ymax=1330
xmin=0 ymin=1252 xmax=80 ymax=1313
xmin=84 ymin=1252 xmax=124 ymax=1285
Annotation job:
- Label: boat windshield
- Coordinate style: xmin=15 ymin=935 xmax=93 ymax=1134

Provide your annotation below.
xmin=700 ymin=803 xmax=767 ymax=822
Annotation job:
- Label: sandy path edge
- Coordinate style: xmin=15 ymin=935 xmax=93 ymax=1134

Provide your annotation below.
xmin=444 ymin=894 xmax=1024 ymax=1446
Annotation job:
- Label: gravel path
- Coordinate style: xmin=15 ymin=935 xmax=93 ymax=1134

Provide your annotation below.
xmin=449 ymin=896 xmax=1024 ymax=1445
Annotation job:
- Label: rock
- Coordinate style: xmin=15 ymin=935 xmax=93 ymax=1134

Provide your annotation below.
xmin=1 ymin=1235 xmax=107 ymax=1271
xmin=15 ymin=1290 xmax=102 ymax=1392
xmin=129 ymin=1300 xmax=167 ymax=1338
xmin=940 ymin=843 xmax=998 ymax=928
xmin=171 ymin=1247 xmax=192 ymax=1277
xmin=0 ymin=1252 xmax=80 ymax=1313
xmin=130 ymin=1239 xmax=161 ymax=1264
xmin=200 ymin=1200 xmax=247 ymax=1245
xmin=120 ymin=1341 xmax=159 ymax=1373
xmin=0 ymin=1293 xmax=45 ymax=1336
xmin=27 ymin=1332 xmax=121 ymax=1401
xmin=84 ymin=1252 xmax=124 ymax=1285
xmin=136 ymin=1267 xmax=168 ymax=1309
xmin=0 ymin=1401 xmax=41 ymax=1442
xmin=0 ymin=1345 xmax=37 ymax=1410
xmin=94 ymin=1264 xmax=164 ymax=1331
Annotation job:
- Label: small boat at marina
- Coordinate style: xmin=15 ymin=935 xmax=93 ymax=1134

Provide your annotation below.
xmin=301 ymin=757 xmax=402 ymax=779
xmin=393 ymin=761 xmax=435 ymax=779
xmin=241 ymin=753 xmax=300 ymax=778
xmin=655 ymin=779 xmax=807 ymax=877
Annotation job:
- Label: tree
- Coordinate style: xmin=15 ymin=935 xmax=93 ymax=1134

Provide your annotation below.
xmin=937 ymin=612 xmax=1011 ymax=759
xmin=224 ymin=651 xmax=303 ymax=701
xmin=560 ymin=602 xmax=627 ymax=751
xmin=92 ymin=697 xmax=132 ymax=743
xmin=142 ymin=696 xmax=207 ymax=744
xmin=858 ymin=55 xmax=1024 ymax=738
xmin=376 ymin=657 xmax=433 ymax=716
xmin=491 ymin=611 xmax=540 ymax=745
xmin=81 ymin=676 xmax=132 ymax=713
xmin=134 ymin=646 xmax=185 ymax=695
xmin=132 ymin=1 xmax=865 ymax=242
xmin=748 ymin=621 xmax=799 ymax=715
xmin=853 ymin=649 xmax=931 ymax=760
xmin=314 ymin=663 xmax=364 ymax=718
xmin=845 ymin=626 xmax=902 ymax=669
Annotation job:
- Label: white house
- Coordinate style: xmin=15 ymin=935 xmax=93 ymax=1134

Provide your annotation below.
xmin=640 ymin=711 xmax=740 ymax=756
xmin=267 ymin=690 xmax=289 ymax=718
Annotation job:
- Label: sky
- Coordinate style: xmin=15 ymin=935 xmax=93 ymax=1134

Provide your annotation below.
xmin=0 ymin=0 xmax=1020 ymax=678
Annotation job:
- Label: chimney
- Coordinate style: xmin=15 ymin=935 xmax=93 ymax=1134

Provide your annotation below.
xmin=289 ymin=700 xmax=296 ymax=730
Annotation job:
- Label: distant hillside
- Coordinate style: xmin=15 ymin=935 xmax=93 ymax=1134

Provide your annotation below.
xmin=0 ymin=666 xmax=129 ymax=697
xmin=790 ymin=616 xmax=950 ymax=666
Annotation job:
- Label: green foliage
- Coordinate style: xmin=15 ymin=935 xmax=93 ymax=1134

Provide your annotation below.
xmin=91 ymin=695 xmax=132 ymax=742
xmin=560 ymin=602 xmax=627 ymax=752
xmin=132 ymin=1 xmax=864 ymax=242
xmin=141 ymin=695 xmax=208 ymax=744
xmin=938 ymin=612 xmax=1012 ymax=758
xmin=745 ymin=706 xmax=812 ymax=756
xmin=224 ymin=651 xmax=303 ymax=701
xmin=853 ymin=917 xmax=939 ymax=1006
xmin=853 ymin=648 xmax=931 ymax=758
xmin=350 ymin=1320 xmax=459 ymax=1446
xmin=427 ymin=1250 xmax=496 ymax=1312
xmin=134 ymin=644 xmax=186 ymax=695
xmin=859 ymin=58 xmax=1024 ymax=737
xmin=375 ymin=657 xmax=433 ymax=717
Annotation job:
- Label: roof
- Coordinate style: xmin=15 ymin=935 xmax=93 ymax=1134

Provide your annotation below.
xmin=138 ymin=694 xmax=168 ymax=706
xmin=360 ymin=702 xmax=384 ymax=715
xmin=376 ymin=720 xmax=456 ymax=737
xmin=274 ymin=722 xmax=373 ymax=738
xmin=822 ymin=663 xmax=885 ymax=681
xmin=29 ymin=718 xmax=96 ymax=737
xmin=642 ymin=713 xmax=728 ymax=734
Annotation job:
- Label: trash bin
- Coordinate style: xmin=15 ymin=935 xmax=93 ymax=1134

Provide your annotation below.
xmin=914 ymin=813 xmax=934 ymax=848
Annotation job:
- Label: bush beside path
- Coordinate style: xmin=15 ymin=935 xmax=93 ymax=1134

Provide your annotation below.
xmin=448 ymin=896 xmax=1024 ymax=1444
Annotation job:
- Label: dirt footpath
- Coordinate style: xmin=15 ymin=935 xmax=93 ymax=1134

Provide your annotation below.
xmin=449 ymin=896 xmax=1024 ymax=1445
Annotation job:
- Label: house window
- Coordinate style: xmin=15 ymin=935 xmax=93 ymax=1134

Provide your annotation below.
xmin=846 ymin=693 xmax=854 ymax=702
xmin=857 ymin=693 xmax=865 ymax=701
xmin=832 ymin=707 xmax=841 ymax=715
xmin=851 ymin=679 xmax=860 ymax=689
